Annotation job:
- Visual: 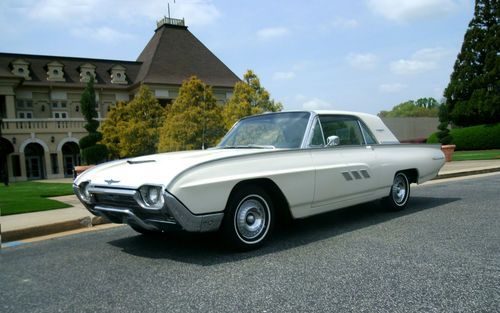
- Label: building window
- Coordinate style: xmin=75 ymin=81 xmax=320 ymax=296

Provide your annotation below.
xmin=10 ymin=59 xmax=32 ymax=80
xmin=46 ymin=61 xmax=66 ymax=82
xmin=17 ymin=111 xmax=33 ymax=119
xmin=0 ymin=96 xmax=6 ymax=118
xmin=110 ymin=65 xmax=127 ymax=84
xmin=50 ymin=153 xmax=59 ymax=175
xmin=12 ymin=155 xmax=22 ymax=177
xmin=79 ymin=63 xmax=97 ymax=83
xmin=53 ymin=112 xmax=68 ymax=119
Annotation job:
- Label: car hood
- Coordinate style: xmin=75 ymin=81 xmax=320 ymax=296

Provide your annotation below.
xmin=74 ymin=149 xmax=267 ymax=189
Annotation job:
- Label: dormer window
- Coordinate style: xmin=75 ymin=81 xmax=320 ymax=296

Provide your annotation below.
xmin=79 ymin=63 xmax=97 ymax=83
xmin=110 ymin=65 xmax=127 ymax=84
xmin=46 ymin=61 xmax=65 ymax=82
xmin=11 ymin=59 xmax=31 ymax=80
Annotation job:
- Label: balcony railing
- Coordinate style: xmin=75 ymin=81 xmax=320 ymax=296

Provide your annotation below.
xmin=0 ymin=118 xmax=92 ymax=134
xmin=156 ymin=16 xmax=185 ymax=28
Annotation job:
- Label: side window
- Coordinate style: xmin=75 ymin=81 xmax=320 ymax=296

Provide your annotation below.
xmin=319 ymin=115 xmax=364 ymax=146
xmin=309 ymin=118 xmax=325 ymax=147
xmin=360 ymin=122 xmax=378 ymax=144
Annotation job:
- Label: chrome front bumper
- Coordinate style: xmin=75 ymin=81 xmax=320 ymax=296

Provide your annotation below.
xmin=73 ymin=185 xmax=224 ymax=232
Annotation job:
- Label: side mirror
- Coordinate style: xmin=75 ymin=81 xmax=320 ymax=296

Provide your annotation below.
xmin=326 ymin=135 xmax=340 ymax=147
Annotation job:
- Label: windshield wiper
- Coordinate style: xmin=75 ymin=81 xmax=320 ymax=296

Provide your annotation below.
xmin=220 ymin=144 xmax=276 ymax=149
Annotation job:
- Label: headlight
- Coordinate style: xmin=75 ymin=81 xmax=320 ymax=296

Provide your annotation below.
xmin=138 ymin=185 xmax=164 ymax=209
xmin=78 ymin=181 xmax=93 ymax=203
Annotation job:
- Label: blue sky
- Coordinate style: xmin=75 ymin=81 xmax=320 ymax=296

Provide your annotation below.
xmin=0 ymin=0 xmax=474 ymax=114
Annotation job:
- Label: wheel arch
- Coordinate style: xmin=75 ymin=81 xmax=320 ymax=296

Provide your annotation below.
xmin=397 ymin=168 xmax=419 ymax=184
xmin=227 ymin=178 xmax=292 ymax=222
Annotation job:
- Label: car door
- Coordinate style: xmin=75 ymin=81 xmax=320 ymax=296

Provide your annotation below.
xmin=309 ymin=114 xmax=380 ymax=212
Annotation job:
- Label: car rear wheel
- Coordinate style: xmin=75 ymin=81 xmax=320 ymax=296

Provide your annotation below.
xmin=383 ymin=172 xmax=410 ymax=211
xmin=222 ymin=185 xmax=274 ymax=250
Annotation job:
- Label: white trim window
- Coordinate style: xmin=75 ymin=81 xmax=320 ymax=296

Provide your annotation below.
xmin=53 ymin=111 xmax=68 ymax=119
xmin=17 ymin=111 xmax=33 ymax=119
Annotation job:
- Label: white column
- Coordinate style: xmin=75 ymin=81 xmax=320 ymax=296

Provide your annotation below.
xmin=57 ymin=151 xmax=65 ymax=178
xmin=19 ymin=152 xmax=27 ymax=181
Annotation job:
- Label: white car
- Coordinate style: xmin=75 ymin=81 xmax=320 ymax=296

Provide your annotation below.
xmin=74 ymin=111 xmax=445 ymax=249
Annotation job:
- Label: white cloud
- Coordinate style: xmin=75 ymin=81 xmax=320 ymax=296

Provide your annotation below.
xmin=332 ymin=18 xmax=359 ymax=29
xmin=346 ymin=53 xmax=378 ymax=69
xmin=367 ymin=0 xmax=459 ymax=22
xmin=390 ymin=47 xmax=452 ymax=75
xmin=273 ymin=71 xmax=295 ymax=80
xmin=412 ymin=47 xmax=452 ymax=61
xmin=23 ymin=0 xmax=98 ymax=23
xmin=71 ymin=26 xmax=134 ymax=43
xmin=257 ymin=27 xmax=289 ymax=40
xmin=16 ymin=0 xmax=221 ymax=27
xmin=390 ymin=59 xmax=436 ymax=74
xmin=302 ymin=98 xmax=332 ymax=110
xmin=168 ymin=0 xmax=221 ymax=27
xmin=379 ymin=83 xmax=407 ymax=93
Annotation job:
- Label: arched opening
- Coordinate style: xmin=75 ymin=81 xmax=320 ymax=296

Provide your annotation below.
xmin=0 ymin=137 xmax=14 ymax=184
xmin=24 ymin=143 xmax=45 ymax=180
xmin=62 ymin=141 xmax=81 ymax=177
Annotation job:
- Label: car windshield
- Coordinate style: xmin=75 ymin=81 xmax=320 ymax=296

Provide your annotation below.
xmin=218 ymin=112 xmax=311 ymax=149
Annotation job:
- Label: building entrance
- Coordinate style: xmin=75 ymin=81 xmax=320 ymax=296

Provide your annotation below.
xmin=24 ymin=143 xmax=45 ymax=180
xmin=62 ymin=142 xmax=80 ymax=177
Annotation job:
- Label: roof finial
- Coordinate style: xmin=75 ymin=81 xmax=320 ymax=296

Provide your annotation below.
xmin=157 ymin=0 xmax=184 ymax=29
xmin=168 ymin=0 xmax=176 ymax=19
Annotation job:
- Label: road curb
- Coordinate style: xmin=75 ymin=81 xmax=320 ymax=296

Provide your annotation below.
xmin=435 ymin=166 xmax=500 ymax=180
xmin=2 ymin=216 xmax=110 ymax=243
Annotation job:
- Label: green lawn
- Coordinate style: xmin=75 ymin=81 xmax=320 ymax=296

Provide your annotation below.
xmin=0 ymin=182 xmax=74 ymax=216
xmin=452 ymin=149 xmax=500 ymax=161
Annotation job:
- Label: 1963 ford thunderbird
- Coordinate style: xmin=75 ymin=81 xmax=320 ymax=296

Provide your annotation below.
xmin=74 ymin=111 xmax=445 ymax=249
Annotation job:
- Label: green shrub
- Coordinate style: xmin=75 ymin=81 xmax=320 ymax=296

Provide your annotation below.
xmin=79 ymin=132 xmax=103 ymax=149
xmin=427 ymin=123 xmax=500 ymax=150
xmin=81 ymin=144 xmax=108 ymax=165
xmin=427 ymin=133 xmax=438 ymax=144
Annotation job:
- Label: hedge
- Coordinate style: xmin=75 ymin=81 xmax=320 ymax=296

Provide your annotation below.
xmin=427 ymin=123 xmax=500 ymax=150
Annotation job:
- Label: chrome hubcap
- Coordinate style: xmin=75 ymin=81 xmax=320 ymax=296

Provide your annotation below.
xmin=235 ymin=196 xmax=268 ymax=241
xmin=392 ymin=175 xmax=407 ymax=204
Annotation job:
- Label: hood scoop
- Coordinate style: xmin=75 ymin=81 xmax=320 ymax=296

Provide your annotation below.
xmin=127 ymin=159 xmax=156 ymax=165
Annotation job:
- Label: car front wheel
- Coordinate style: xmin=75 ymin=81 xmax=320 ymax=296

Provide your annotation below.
xmin=223 ymin=185 xmax=274 ymax=250
xmin=383 ymin=172 xmax=410 ymax=211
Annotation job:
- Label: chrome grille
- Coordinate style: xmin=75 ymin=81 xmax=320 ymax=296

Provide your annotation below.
xmin=93 ymin=193 xmax=139 ymax=209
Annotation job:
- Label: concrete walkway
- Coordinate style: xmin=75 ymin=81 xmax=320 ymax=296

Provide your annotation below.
xmin=2 ymin=159 xmax=500 ymax=244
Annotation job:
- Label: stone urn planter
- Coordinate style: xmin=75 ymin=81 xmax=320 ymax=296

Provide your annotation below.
xmin=441 ymin=144 xmax=456 ymax=162
xmin=73 ymin=165 xmax=96 ymax=178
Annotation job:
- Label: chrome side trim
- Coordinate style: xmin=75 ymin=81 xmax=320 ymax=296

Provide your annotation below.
xmin=163 ymin=192 xmax=224 ymax=232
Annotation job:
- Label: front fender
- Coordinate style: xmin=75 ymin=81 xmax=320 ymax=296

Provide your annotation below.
xmin=167 ymin=149 xmax=315 ymax=216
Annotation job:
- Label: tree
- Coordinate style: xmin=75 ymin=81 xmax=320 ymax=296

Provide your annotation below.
xmin=436 ymin=104 xmax=453 ymax=145
xmin=158 ymin=76 xmax=224 ymax=152
xmin=378 ymin=98 xmax=440 ymax=117
xmin=443 ymin=0 xmax=500 ymax=126
xmin=222 ymin=70 xmax=283 ymax=130
xmin=79 ymin=77 xmax=107 ymax=164
xmin=100 ymin=85 xmax=165 ymax=158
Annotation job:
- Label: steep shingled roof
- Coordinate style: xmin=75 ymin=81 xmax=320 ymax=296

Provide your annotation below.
xmin=136 ymin=24 xmax=240 ymax=87
xmin=0 ymin=23 xmax=240 ymax=89
xmin=0 ymin=53 xmax=141 ymax=89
